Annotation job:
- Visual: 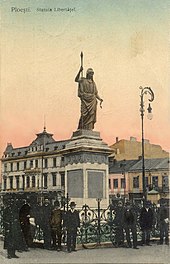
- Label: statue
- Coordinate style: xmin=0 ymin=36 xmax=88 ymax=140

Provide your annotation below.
xmin=75 ymin=53 xmax=103 ymax=130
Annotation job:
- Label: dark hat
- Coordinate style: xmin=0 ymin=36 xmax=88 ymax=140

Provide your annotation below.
xmin=70 ymin=201 xmax=76 ymax=207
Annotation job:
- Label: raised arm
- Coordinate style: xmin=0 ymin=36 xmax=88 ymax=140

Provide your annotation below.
xmin=75 ymin=66 xmax=83 ymax=82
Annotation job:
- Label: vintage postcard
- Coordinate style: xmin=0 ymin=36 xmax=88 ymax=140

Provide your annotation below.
xmin=0 ymin=0 xmax=169 ymax=263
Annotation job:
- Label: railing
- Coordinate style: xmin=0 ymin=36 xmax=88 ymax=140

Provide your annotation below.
xmin=0 ymin=202 xmax=160 ymax=247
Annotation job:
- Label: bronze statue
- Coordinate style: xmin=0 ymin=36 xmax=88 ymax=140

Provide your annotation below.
xmin=75 ymin=53 xmax=103 ymax=130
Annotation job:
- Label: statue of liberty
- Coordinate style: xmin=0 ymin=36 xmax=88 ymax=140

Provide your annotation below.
xmin=75 ymin=53 xmax=103 ymax=130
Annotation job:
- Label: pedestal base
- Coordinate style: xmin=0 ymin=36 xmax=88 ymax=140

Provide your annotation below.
xmin=64 ymin=130 xmax=111 ymax=208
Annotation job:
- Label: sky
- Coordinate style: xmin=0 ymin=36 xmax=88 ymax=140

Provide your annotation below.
xmin=0 ymin=0 xmax=170 ymax=158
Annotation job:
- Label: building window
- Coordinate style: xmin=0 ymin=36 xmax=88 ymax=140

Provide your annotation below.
xmin=11 ymin=153 xmax=15 ymax=157
xmin=16 ymin=176 xmax=19 ymax=190
xmin=22 ymin=175 xmax=25 ymax=190
xmin=44 ymin=174 xmax=48 ymax=189
xmin=3 ymin=178 xmax=7 ymax=191
xmin=109 ymin=179 xmax=111 ymax=189
xmin=30 ymin=160 xmax=33 ymax=168
xmin=152 ymin=176 xmax=158 ymax=188
xmin=54 ymin=146 xmax=58 ymax=151
xmin=121 ymin=178 xmax=126 ymax=188
xmin=17 ymin=162 xmax=19 ymax=170
xmin=113 ymin=179 xmax=118 ymax=189
xmin=162 ymin=176 xmax=168 ymax=192
xmin=32 ymin=176 xmax=35 ymax=188
xmin=44 ymin=158 xmax=48 ymax=168
xmin=53 ymin=158 xmax=56 ymax=167
xmin=9 ymin=177 xmax=13 ymax=189
xmin=25 ymin=151 xmax=28 ymax=155
xmin=26 ymin=176 xmax=30 ymax=188
xmin=61 ymin=173 xmax=65 ymax=188
xmin=145 ymin=177 xmax=148 ymax=187
xmin=18 ymin=152 xmax=21 ymax=156
xmin=52 ymin=173 xmax=56 ymax=186
xmin=61 ymin=156 xmax=64 ymax=162
xmin=24 ymin=161 xmax=27 ymax=170
xmin=4 ymin=164 xmax=7 ymax=172
xmin=133 ymin=176 xmax=139 ymax=188
xmin=10 ymin=163 xmax=13 ymax=172
xmin=35 ymin=160 xmax=38 ymax=168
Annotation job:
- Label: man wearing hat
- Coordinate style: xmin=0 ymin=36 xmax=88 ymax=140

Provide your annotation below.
xmin=75 ymin=66 xmax=103 ymax=130
xmin=123 ymin=201 xmax=138 ymax=249
xmin=64 ymin=201 xmax=80 ymax=253
xmin=139 ymin=201 xmax=154 ymax=246
xmin=50 ymin=200 xmax=63 ymax=250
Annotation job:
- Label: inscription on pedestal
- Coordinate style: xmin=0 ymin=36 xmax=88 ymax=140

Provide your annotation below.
xmin=67 ymin=169 xmax=83 ymax=198
xmin=88 ymin=171 xmax=104 ymax=198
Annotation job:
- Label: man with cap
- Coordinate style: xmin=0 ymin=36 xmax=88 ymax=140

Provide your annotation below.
xmin=123 ymin=201 xmax=138 ymax=249
xmin=139 ymin=201 xmax=154 ymax=246
xmin=50 ymin=200 xmax=63 ymax=250
xmin=64 ymin=201 xmax=80 ymax=253
xmin=75 ymin=66 xmax=103 ymax=130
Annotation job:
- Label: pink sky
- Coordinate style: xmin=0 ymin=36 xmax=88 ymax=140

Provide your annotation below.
xmin=0 ymin=0 xmax=170 ymax=159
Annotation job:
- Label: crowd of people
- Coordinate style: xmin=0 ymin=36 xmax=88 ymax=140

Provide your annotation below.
xmin=3 ymin=197 xmax=81 ymax=259
xmin=2 ymin=196 xmax=169 ymax=259
xmin=113 ymin=200 xmax=169 ymax=249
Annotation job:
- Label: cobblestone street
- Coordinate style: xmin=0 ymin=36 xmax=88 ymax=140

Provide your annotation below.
xmin=0 ymin=240 xmax=169 ymax=264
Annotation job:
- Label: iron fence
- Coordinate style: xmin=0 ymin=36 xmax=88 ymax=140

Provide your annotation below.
xmin=0 ymin=201 xmax=160 ymax=247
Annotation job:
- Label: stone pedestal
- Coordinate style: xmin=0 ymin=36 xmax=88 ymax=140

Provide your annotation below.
xmin=64 ymin=130 xmax=112 ymax=208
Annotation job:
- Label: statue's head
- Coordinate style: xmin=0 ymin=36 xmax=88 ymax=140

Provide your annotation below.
xmin=86 ymin=68 xmax=94 ymax=79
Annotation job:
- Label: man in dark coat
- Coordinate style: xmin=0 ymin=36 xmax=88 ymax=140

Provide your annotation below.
xmin=158 ymin=201 xmax=169 ymax=245
xmin=40 ymin=198 xmax=52 ymax=249
xmin=114 ymin=200 xmax=125 ymax=247
xmin=3 ymin=199 xmax=18 ymax=259
xmin=139 ymin=201 xmax=154 ymax=246
xmin=50 ymin=200 xmax=63 ymax=250
xmin=64 ymin=201 xmax=80 ymax=253
xmin=3 ymin=198 xmax=27 ymax=258
xmin=19 ymin=202 xmax=33 ymax=247
xmin=123 ymin=201 xmax=138 ymax=249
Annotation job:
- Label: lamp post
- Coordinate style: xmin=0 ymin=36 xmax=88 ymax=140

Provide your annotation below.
xmin=139 ymin=86 xmax=154 ymax=202
xmin=120 ymin=159 xmax=126 ymax=202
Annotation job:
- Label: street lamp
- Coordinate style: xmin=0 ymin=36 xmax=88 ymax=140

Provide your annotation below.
xmin=120 ymin=159 xmax=126 ymax=202
xmin=139 ymin=86 xmax=154 ymax=202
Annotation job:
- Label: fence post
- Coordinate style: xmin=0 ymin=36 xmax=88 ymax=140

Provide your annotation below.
xmin=97 ymin=198 xmax=101 ymax=245
xmin=66 ymin=193 xmax=69 ymax=211
xmin=84 ymin=204 xmax=88 ymax=244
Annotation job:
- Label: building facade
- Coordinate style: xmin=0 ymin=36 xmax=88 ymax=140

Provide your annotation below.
xmin=109 ymin=157 xmax=169 ymax=204
xmin=1 ymin=128 xmax=68 ymax=203
xmin=110 ymin=137 xmax=169 ymax=160
xmin=1 ymin=128 xmax=111 ymax=208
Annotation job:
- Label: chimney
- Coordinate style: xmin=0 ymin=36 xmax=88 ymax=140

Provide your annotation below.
xmin=116 ymin=137 xmax=119 ymax=143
